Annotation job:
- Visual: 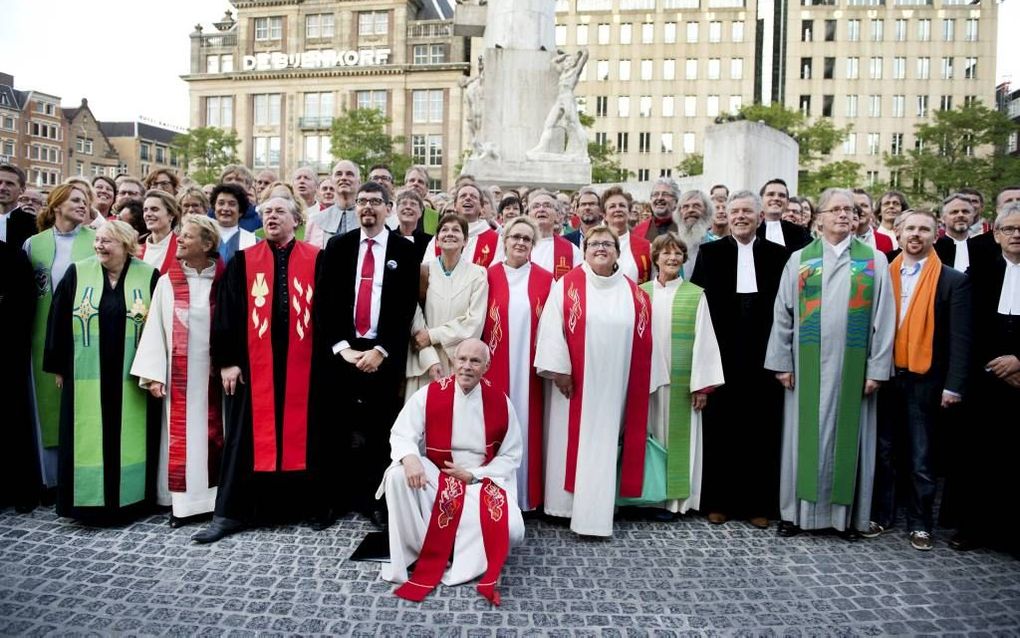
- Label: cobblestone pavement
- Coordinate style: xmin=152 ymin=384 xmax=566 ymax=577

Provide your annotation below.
xmin=1 ymin=507 xmax=1018 ymax=637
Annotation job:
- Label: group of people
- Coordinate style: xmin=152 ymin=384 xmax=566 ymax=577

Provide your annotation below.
xmin=1 ymin=157 xmax=1018 ymax=605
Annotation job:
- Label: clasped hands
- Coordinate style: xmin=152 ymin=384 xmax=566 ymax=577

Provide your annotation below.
xmin=340 ymin=347 xmax=384 ymax=373
xmin=401 ymin=455 xmax=474 ymax=490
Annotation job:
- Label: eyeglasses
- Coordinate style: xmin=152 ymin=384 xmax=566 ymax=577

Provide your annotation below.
xmin=371 ymin=175 xmax=393 ymax=183
xmin=530 ymin=201 xmax=556 ymax=210
xmin=506 ymin=233 xmax=534 ymax=244
xmin=587 ymin=240 xmax=616 ymax=250
xmin=997 ymin=225 xmax=1020 ymax=236
xmin=355 ymin=197 xmax=386 ymax=207
xmin=153 ymin=180 xmax=173 ymax=188
xmin=822 ymin=206 xmax=855 ymax=215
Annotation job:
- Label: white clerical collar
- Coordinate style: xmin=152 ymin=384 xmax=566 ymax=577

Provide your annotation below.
xmin=655 ymin=276 xmax=682 ymax=290
xmin=504 ymin=260 xmax=531 ymax=272
xmin=951 ymin=236 xmax=968 ymax=246
xmin=825 ymin=234 xmax=853 ymax=257
xmin=736 ymin=237 xmax=755 ymax=251
xmin=582 ymin=261 xmax=622 ymax=287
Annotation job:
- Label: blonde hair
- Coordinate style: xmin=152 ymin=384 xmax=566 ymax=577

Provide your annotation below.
xmin=99 ymin=219 xmax=140 ymax=257
xmin=177 ymin=185 xmax=210 ymax=211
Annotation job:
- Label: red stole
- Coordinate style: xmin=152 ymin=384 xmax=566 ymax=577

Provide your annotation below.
xmin=483 ymin=262 xmax=553 ymax=507
xmin=551 ymin=235 xmax=575 ymax=280
xmin=560 ymin=267 xmax=651 ymax=498
xmin=167 ymin=262 xmax=225 ymax=492
xmin=629 ymin=233 xmax=652 ymax=284
xmin=140 ymin=234 xmax=179 ymax=276
xmin=394 ymin=378 xmax=511 ymax=605
xmin=244 ymin=240 xmax=320 ymax=472
xmin=434 ymin=228 xmax=499 ymax=268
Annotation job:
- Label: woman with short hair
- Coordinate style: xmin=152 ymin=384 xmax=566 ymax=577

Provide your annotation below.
xmin=139 ymin=189 xmax=181 ymax=274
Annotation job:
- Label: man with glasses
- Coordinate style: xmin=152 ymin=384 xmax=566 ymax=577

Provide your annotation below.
xmin=518 ymin=189 xmax=582 ymax=279
xmin=16 ymin=188 xmax=45 ymax=216
xmin=632 ymin=177 xmax=681 ymax=242
xmin=563 ymin=187 xmax=603 ymax=247
xmin=144 ymin=169 xmax=179 ymax=195
xmin=312 ymin=181 xmax=421 ymax=531
xmin=766 ymin=187 xmax=895 ymax=540
xmin=756 ymin=178 xmax=810 ymax=252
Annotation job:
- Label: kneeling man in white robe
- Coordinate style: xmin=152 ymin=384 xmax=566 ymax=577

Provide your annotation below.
xmin=380 ymin=338 xmax=524 ymax=605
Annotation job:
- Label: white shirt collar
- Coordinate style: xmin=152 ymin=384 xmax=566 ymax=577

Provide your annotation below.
xmin=360 ymin=227 xmax=389 ymax=248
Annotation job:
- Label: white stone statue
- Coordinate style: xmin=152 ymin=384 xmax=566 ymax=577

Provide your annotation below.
xmin=460 ymin=57 xmax=486 ymax=157
xmin=527 ymin=50 xmax=590 ymax=161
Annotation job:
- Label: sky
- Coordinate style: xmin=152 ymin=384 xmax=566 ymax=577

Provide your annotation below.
xmin=0 ymin=0 xmax=1017 ymax=129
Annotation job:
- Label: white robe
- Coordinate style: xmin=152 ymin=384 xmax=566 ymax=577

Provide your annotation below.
xmin=616 ymin=231 xmax=643 ymax=283
xmin=380 ymin=382 xmax=525 ymax=586
xmin=405 ymin=258 xmax=489 ymax=396
xmin=646 ymin=278 xmax=725 ymax=514
xmin=141 ymin=232 xmax=172 ymax=270
xmin=534 ymin=262 xmax=641 ymax=537
xmin=492 ymin=235 xmax=583 ymax=275
xmin=422 ymin=219 xmax=496 ymax=265
xmin=130 ymin=263 xmax=219 ymax=518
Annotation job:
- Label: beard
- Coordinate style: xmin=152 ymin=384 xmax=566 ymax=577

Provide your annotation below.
xmin=678 ymin=216 xmax=711 ymax=249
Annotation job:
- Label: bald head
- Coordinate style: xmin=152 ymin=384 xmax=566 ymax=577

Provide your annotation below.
xmin=452 ymin=338 xmax=491 ymax=392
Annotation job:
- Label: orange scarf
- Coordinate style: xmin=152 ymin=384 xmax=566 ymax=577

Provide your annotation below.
xmin=889 ymin=251 xmax=941 ymax=374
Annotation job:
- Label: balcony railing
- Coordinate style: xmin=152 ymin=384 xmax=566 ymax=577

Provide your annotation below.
xmin=408 ymin=21 xmax=452 ymax=39
xmin=200 ymin=33 xmax=237 ymax=48
xmin=298 ymin=116 xmax=334 ymax=130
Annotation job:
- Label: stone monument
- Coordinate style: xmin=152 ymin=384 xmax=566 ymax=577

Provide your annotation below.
xmin=455 ymin=0 xmax=592 ymax=189
xmin=701 ymin=120 xmax=799 ymax=195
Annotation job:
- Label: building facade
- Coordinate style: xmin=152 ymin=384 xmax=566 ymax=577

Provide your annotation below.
xmin=0 ymin=73 xmax=67 ymax=189
xmin=101 ymin=121 xmax=183 ymax=179
xmin=182 ymin=0 xmax=468 ymax=190
xmin=64 ymin=99 xmax=120 ymax=180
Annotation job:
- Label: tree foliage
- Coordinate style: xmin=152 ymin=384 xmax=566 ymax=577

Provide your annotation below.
xmin=329 ymin=108 xmax=412 ymax=179
xmin=676 ymin=153 xmax=703 ymax=177
xmin=579 ymin=112 xmax=633 ymax=184
xmin=172 ymin=127 xmax=241 ymax=185
xmin=882 ymin=101 xmax=1020 ymax=205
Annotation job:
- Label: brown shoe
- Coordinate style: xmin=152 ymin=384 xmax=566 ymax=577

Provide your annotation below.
xmin=749 ymin=517 xmax=770 ymax=529
xmin=707 ymin=512 xmax=727 ymax=524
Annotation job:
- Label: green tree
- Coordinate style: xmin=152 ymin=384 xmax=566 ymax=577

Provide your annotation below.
xmin=883 ymin=101 xmax=1020 ymax=204
xmin=579 ymin=112 xmax=633 ymax=183
xmin=329 ymin=108 xmax=412 ymax=178
xmin=677 ymin=153 xmax=703 ymax=177
xmin=172 ymin=127 xmax=241 ymax=185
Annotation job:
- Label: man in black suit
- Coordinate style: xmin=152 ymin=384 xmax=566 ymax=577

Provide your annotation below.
xmin=865 ymin=210 xmax=971 ymax=551
xmin=313 ymin=181 xmax=420 ymax=529
xmin=690 ymin=190 xmax=789 ymax=528
xmin=0 ymin=164 xmax=37 ymax=251
xmin=755 ymin=178 xmax=810 ymax=254
xmin=934 ymin=193 xmax=978 ymax=272
xmin=563 ymin=187 xmax=603 ymax=247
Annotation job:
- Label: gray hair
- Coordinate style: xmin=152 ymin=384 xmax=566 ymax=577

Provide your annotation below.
xmin=652 ymin=177 xmax=681 ymax=200
xmin=680 ymin=189 xmax=713 ymax=215
xmin=726 ymin=190 xmax=762 ymax=213
xmin=817 ymin=188 xmax=854 ymax=213
xmin=940 ymin=193 xmax=975 ymax=216
xmin=263 ymin=196 xmax=302 ymax=225
xmin=994 ymin=202 xmax=1020 ymax=228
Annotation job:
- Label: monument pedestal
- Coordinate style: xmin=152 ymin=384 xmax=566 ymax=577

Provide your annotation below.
xmin=461 ymin=157 xmax=592 ymax=190
xmin=702 ymin=120 xmax=799 ymax=194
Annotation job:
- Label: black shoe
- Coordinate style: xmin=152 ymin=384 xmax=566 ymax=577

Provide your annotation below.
xmin=840 ymin=528 xmax=862 ymax=542
xmin=168 ymin=515 xmax=184 ymax=528
xmin=310 ymin=509 xmax=337 ymax=532
xmin=777 ymin=521 xmax=802 ymax=537
xmin=191 ymin=516 xmax=245 ymax=544
xmin=949 ymin=533 xmax=980 ymax=552
xmin=366 ymin=509 xmax=388 ymax=531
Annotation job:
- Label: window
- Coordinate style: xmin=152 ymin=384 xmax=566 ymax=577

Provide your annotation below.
xmin=304 ymin=92 xmax=335 ymax=118
xmin=867 ymin=133 xmax=880 ymax=156
xmin=356 ymin=90 xmax=387 ymax=113
xmin=869 ymin=57 xmax=883 ymax=80
xmin=358 ymin=11 xmax=388 ymax=36
xmin=686 ymin=21 xmax=699 ymax=43
xmin=410 ymin=134 xmax=443 ymax=166
xmin=916 ymin=57 xmax=930 ymax=80
xmin=683 ymin=132 xmax=696 ymax=154
xmin=617 ymin=96 xmax=630 ymax=117
xmin=917 ymin=95 xmax=929 ymax=117
xmin=732 ymin=21 xmax=744 ymax=42
xmin=942 ymin=19 xmax=955 ymax=42
xmin=917 ymin=19 xmax=930 ymax=41
xmin=709 ymin=21 xmax=722 ymax=43
xmin=412 ymin=90 xmax=443 ymax=123
xmin=707 ymin=95 xmax=720 ymax=117
xmin=207 ymin=55 xmax=220 ymax=74
xmin=824 ymin=20 xmax=836 ymax=41
xmin=941 ymin=57 xmax=953 ymax=80
xmin=639 ymin=132 xmax=651 ymax=153
xmin=140 ymin=143 xmax=151 ymax=161
xmin=801 ymin=20 xmax=813 ymax=42
xmin=847 ymin=19 xmax=860 ymax=42
xmin=822 ymin=95 xmax=834 ymax=117
xmin=617 ymin=132 xmax=629 ymax=153
xmin=660 ymin=133 xmax=674 ymax=154
xmin=155 ymin=146 xmax=166 ymax=164
xmin=964 ymin=57 xmax=977 ymax=79
xmin=892 ymin=95 xmax=905 ymax=117
xmin=663 ymin=22 xmax=676 ymax=44
xmin=253 ymin=136 xmax=280 ymax=168
xmin=640 ymin=59 xmax=653 ymax=81
xmin=555 ymin=25 xmax=567 ymax=46
xmin=662 ymin=96 xmax=675 ymax=117
xmin=846 ymin=57 xmax=859 ymax=80
xmin=663 ymin=59 xmax=676 ymax=81
xmin=620 ymin=23 xmax=633 ymax=44
xmin=892 ymin=57 xmax=906 ymax=80
xmin=964 ymin=95 xmax=978 ymax=107
xmin=843 ymin=132 xmax=857 ymax=155
xmin=596 ymin=60 xmax=609 ymax=81
xmin=596 ymin=96 xmax=608 ymax=117
xmin=894 ymin=19 xmax=907 ymax=42
xmin=306 ymin=14 xmax=335 ymax=39
xmin=729 ymin=95 xmax=742 ymax=112
xmin=871 ymin=19 xmax=884 ymax=42
xmin=576 ymin=25 xmax=588 ymax=45
xmin=964 ymin=18 xmax=978 ymax=42
xmin=619 ymin=60 xmax=631 ymax=81
xmin=637 ymin=169 xmax=650 ymax=182
xmin=890 ymin=133 xmax=903 ymax=156
xmin=801 ymin=58 xmax=812 ymax=80
xmin=1 ymin=140 xmax=13 ymax=156
xmin=707 ymin=59 xmax=721 ymax=80
xmin=642 ymin=22 xmax=654 ymax=43
xmin=940 ymin=95 xmax=953 ymax=111
xmin=221 ymin=55 xmax=234 ymax=73
xmin=597 ymin=23 xmax=610 ymax=44
xmin=824 ymin=57 xmax=835 ymax=80
xmin=868 ymin=95 xmax=881 ymax=117
xmin=684 ymin=96 xmax=697 ymax=117
xmin=253 ymin=94 xmax=281 ymax=126
xmin=75 ymin=137 xmax=94 ymax=155
xmin=685 ymin=59 xmax=698 ymax=80
xmin=730 ymin=58 xmax=743 ymax=80
xmin=846 ymin=95 xmax=859 ymax=117
xmin=594 ymin=132 xmax=608 ymax=147
xmin=799 ymin=95 xmax=811 ymax=117
xmin=303 ymin=134 xmax=332 ymax=165
xmin=413 ymin=44 xmax=446 ymax=64
xmin=254 ymin=17 xmax=283 ymax=41
xmin=1 ymin=116 xmax=14 ymax=131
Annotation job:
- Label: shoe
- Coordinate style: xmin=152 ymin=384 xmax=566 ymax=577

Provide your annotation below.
xmin=168 ymin=515 xmax=184 ymax=529
xmin=860 ymin=521 xmax=890 ymax=539
xmin=652 ymin=509 xmax=677 ymax=522
xmin=310 ymin=509 xmax=337 ymax=532
xmin=909 ymin=530 xmax=934 ymax=551
xmin=949 ymin=533 xmax=979 ymax=552
xmin=707 ymin=512 xmax=727 ymax=524
xmin=777 ymin=521 xmax=802 ymax=537
xmin=191 ymin=516 xmax=245 ymax=544
xmin=840 ymin=528 xmax=862 ymax=542
xmin=748 ymin=517 xmax=770 ymax=529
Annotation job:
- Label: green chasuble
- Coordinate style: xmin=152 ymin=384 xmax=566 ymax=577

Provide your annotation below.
xmin=71 ymin=257 xmax=154 ymax=507
xmin=796 ymin=238 xmax=874 ymax=506
xmin=422 ymin=206 xmax=439 ymax=235
xmin=28 ymin=227 xmax=95 ymax=448
xmin=641 ymin=279 xmax=703 ymax=500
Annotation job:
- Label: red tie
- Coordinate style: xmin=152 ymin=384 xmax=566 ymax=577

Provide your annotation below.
xmin=355 ymin=238 xmax=375 ymax=336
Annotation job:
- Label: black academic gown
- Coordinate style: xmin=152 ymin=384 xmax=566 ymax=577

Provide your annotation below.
xmin=689 ymin=236 xmax=789 ymax=519
xmin=0 ymin=241 xmax=40 ymax=510
xmin=45 ymin=260 xmax=160 ymax=524
xmin=756 ymin=219 xmax=811 ymax=254
xmin=211 ymin=241 xmax=324 ymax=525
xmin=4 ymin=207 xmax=38 ymax=253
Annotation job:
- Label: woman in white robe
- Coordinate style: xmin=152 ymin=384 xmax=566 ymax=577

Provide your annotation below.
xmin=138 ymin=190 xmax=180 ymax=275
xmin=644 ymin=234 xmax=724 ymax=517
xmin=131 ymin=214 xmax=223 ymax=526
xmin=406 ymin=213 xmax=488 ymax=396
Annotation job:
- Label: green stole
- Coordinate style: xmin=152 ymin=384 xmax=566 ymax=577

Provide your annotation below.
xmin=423 ymin=206 xmax=439 ymax=235
xmin=641 ymin=279 xmax=703 ymax=500
xmin=255 ymin=225 xmax=305 ymax=241
xmin=796 ymin=238 xmax=875 ymax=506
xmin=28 ymin=226 xmax=96 ymax=448
xmin=71 ymin=256 xmax=154 ymax=507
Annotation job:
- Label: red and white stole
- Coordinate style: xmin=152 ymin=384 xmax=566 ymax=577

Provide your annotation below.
xmin=433 ymin=228 xmax=499 ymax=268
xmin=629 ymin=233 xmax=652 ymax=284
xmin=394 ymin=377 xmax=511 ymax=605
xmin=244 ymin=240 xmax=320 ymax=472
xmin=483 ymin=262 xmax=553 ymax=508
xmin=561 ymin=267 xmax=651 ymax=498
xmin=551 ymin=235 xmax=575 ymax=280
xmin=140 ymin=233 xmax=179 ymax=276
xmin=167 ymin=261 xmax=225 ymax=492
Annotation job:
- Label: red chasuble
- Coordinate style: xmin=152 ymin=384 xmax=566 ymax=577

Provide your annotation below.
xmin=629 ymin=233 xmax=652 ymax=284
xmin=394 ymin=377 xmax=511 ymax=605
xmin=139 ymin=234 xmax=179 ymax=276
xmin=551 ymin=235 xmax=576 ymax=280
xmin=244 ymin=240 xmax=320 ymax=472
xmin=560 ymin=267 xmax=651 ymax=498
xmin=167 ymin=261 xmax=225 ymax=492
xmin=482 ymin=262 xmax=553 ymax=508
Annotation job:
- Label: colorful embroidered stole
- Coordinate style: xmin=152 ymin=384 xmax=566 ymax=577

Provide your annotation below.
xmin=473 ymin=230 xmax=499 ymax=267
xmin=797 ymin=238 xmax=875 ymax=505
xmin=394 ymin=378 xmax=511 ymax=605
xmin=29 ymin=227 xmax=95 ymax=448
xmin=561 ymin=267 xmax=651 ymax=498
xmin=71 ymin=256 xmax=154 ymax=507
xmin=640 ymin=280 xmax=702 ymax=499
xmin=483 ymin=262 xmax=553 ymax=507
xmin=139 ymin=233 xmax=179 ymax=275
xmin=551 ymin=235 xmax=574 ymax=280
xmin=166 ymin=262 xmax=225 ymax=492
xmin=244 ymin=240 xmax=319 ymax=472
xmin=630 ymin=234 xmax=652 ymax=284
